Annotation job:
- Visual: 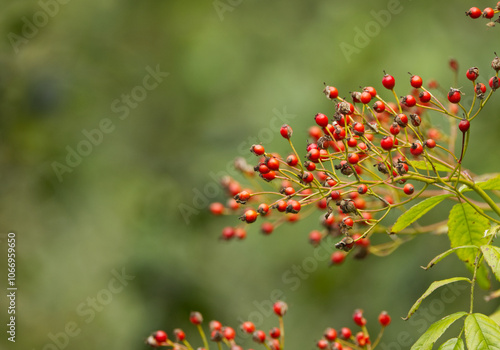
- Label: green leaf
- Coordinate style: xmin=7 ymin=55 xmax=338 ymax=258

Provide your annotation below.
xmin=477 ymin=175 xmax=500 ymax=191
xmin=410 ymin=312 xmax=467 ymax=350
xmin=448 ymin=203 xmax=491 ymax=290
xmin=481 ymin=245 xmax=500 ymax=282
xmin=465 ymin=313 xmax=500 ymax=350
xmin=437 ymin=338 xmax=464 ymax=350
xmin=422 ymin=245 xmax=480 ymax=270
xmin=404 ymin=279 xmax=470 ymax=320
xmin=489 ymin=307 xmax=500 ymax=325
xmin=391 ymin=194 xmax=453 ymax=233
xmin=411 ymin=160 xmax=454 ymax=172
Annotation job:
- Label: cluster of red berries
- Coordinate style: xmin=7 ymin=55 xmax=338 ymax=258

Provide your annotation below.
xmin=466 ymin=3 xmax=500 ymax=25
xmin=316 ymin=309 xmax=391 ymax=350
xmin=146 ymin=301 xmax=391 ymax=350
xmin=209 ymin=53 xmax=499 ymax=264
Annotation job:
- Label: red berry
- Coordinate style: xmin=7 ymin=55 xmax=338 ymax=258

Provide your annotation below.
xmin=324 ymin=328 xmax=337 ymax=341
xmin=317 ymin=339 xmax=329 ymax=349
xmin=475 ymin=83 xmax=487 ymax=95
xmin=340 ymin=327 xmax=352 ymax=340
xmin=210 ymin=320 xmax=222 ymax=331
xmin=410 ymin=74 xmax=423 ymax=88
xmin=410 ymin=142 xmax=424 ymax=156
xmin=419 ymin=91 xmax=431 ymax=103
xmin=243 ymin=209 xmax=258 ymax=223
xmin=286 ymin=200 xmax=301 ymax=214
xmin=372 ymin=100 xmax=385 ymax=113
xmin=352 ymin=122 xmax=365 ymax=136
xmin=364 ymin=86 xmax=377 ymax=97
xmin=261 ymin=170 xmax=276 ymax=181
xmin=266 ymin=157 xmax=280 ymax=171
xmin=235 ymin=190 xmax=251 ymax=203
xmin=389 ymin=123 xmax=400 ymax=135
xmin=307 ymin=149 xmax=321 ymax=162
xmin=380 ymin=136 xmax=394 ymax=151
xmin=343 ymin=217 xmax=354 ymax=227
xmin=403 ymin=183 xmax=414 ymax=195
xmin=210 ymin=202 xmax=224 ymax=215
xmin=489 ymin=76 xmax=499 ymax=91
xmin=280 ymin=124 xmax=293 ymax=139
xmin=360 ymin=91 xmax=372 ymax=104
xmin=190 ymin=311 xmax=203 ymax=325
xmin=353 ymin=310 xmax=366 ymax=326
xmin=331 ymin=251 xmax=345 ymax=265
xmin=253 ymin=330 xmax=266 ymax=343
xmin=395 ymin=113 xmax=408 ymax=127
xmin=223 ymin=327 xmax=236 ymax=340
xmin=382 ymin=72 xmax=395 ymax=89
xmin=273 ymin=301 xmax=288 ymax=316
xmin=347 ymin=137 xmax=357 ymax=148
xmin=174 ymin=328 xmax=185 ymax=341
xmin=234 ymin=227 xmax=246 ymax=240
xmin=378 ymin=311 xmax=391 ymax=326
xmin=425 ymin=139 xmax=436 ymax=148
xmin=347 ymin=153 xmax=359 ymax=164
xmin=302 ymin=172 xmax=314 ymax=183
xmin=330 ymin=190 xmax=341 ymax=200
xmin=309 ymin=125 xmax=322 ymax=140
xmin=261 ymin=222 xmax=274 ymax=235
xmin=356 ymin=332 xmax=367 ymax=346
xmin=410 ymin=113 xmax=421 ymax=127
xmin=466 ymin=67 xmax=479 ymax=81
xmin=324 ymin=86 xmax=339 ymax=100
xmin=269 ymin=327 xmax=280 ymax=339
xmin=466 ymin=7 xmax=482 ymax=18
xmin=357 ymin=184 xmax=368 ymax=194
xmin=221 ymin=226 xmax=235 ymax=240
xmin=251 ymin=144 xmax=265 ymax=156
xmin=257 ymin=203 xmax=270 ymax=215
xmin=459 ymin=119 xmax=470 ymax=133
xmin=286 ymin=154 xmax=298 ymax=167
xmin=401 ymin=95 xmax=416 ymax=107
xmin=315 ymin=113 xmax=329 ymax=127
xmin=241 ymin=321 xmax=256 ymax=333
xmin=309 ymin=230 xmax=323 ymax=245
xmin=154 ymin=330 xmax=168 ymax=343
xmin=483 ymin=7 xmax=495 ymax=19
xmin=447 ymin=89 xmax=461 ymax=104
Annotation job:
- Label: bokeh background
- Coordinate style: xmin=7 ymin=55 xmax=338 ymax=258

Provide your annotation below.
xmin=1 ymin=0 xmax=500 ymax=349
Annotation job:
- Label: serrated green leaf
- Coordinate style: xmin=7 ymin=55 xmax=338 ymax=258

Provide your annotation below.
xmin=410 ymin=312 xmax=467 ymax=350
xmin=448 ymin=203 xmax=491 ymax=290
xmin=411 ymin=160 xmax=454 ymax=172
xmin=437 ymin=338 xmax=464 ymax=350
xmin=422 ymin=245 xmax=480 ymax=270
xmin=481 ymin=245 xmax=500 ymax=282
xmin=477 ymin=175 xmax=500 ymax=191
xmin=404 ymin=279 xmax=470 ymax=320
xmin=465 ymin=313 xmax=500 ymax=350
xmin=392 ymin=194 xmax=453 ymax=233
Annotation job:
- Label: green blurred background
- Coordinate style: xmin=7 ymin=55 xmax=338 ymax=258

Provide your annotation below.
xmin=1 ymin=0 xmax=500 ymax=349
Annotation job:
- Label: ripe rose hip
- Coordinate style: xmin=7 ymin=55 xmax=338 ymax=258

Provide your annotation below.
xmin=210 ymin=202 xmax=224 ymax=215
xmin=269 ymin=327 xmax=280 ymax=339
xmin=273 ymin=301 xmax=288 ymax=316
xmin=380 ymin=136 xmax=394 ymax=151
xmin=404 ymin=183 xmax=414 ymax=195
xmin=348 ymin=153 xmax=359 ymax=164
xmin=331 ymin=251 xmax=345 ymax=265
xmin=340 ymin=327 xmax=352 ymax=340
xmin=483 ymin=7 xmax=495 ymax=19
xmin=466 ymin=67 xmax=479 ymax=81
xmin=379 ymin=311 xmax=391 ymax=326
xmin=286 ymin=154 xmax=298 ymax=166
xmin=221 ymin=226 xmax=235 ymax=240
xmin=317 ymin=339 xmax=329 ymax=349
xmin=489 ymin=76 xmax=499 ymax=91
xmin=401 ymin=95 xmax=416 ymax=107
xmin=324 ymin=327 xmax=337 ymax=341
xmin=447 ymin=88 xmax=461 ymax=104
xmin=353 ymin=310 xmax=366 ymax=326
xmin=241 ymin=321 xmax=256 ymax=333
xmin=466 ymin=7 xmax=482 ymax=18
xmin=315 ymin=113 xmax=329 ymax=127
xmin=372 ymin=100 xmax=385 ymax=113
xmin=425 ymin=139 xmax=436 ymax=148
xmin=357 ymin=184 xmax=368 ymax=194
xmin=475 ymin=83 xmax=487 ymax=95
xmin=323 ymin=85 xmax=339 ymax=100
xmin=154 ymin=330 xmax=168 ymax=343
xmin=410 ymin=142 xmax=424 ymax=156
xmin=253 ymin=330 xmax=266 ymax=343
xmin=410 ymin=74 xmax=423 ymax=88
xmin=280 ymin=124 xmax=293 ymax=139
xmin=242 ymin=209 xmax=258 ymax=223
xmin=190 ymin=311 xmax=203 ymax=325
xmin=251 ymin=144 xmax=265 ymax=156
xmin=174 ymin=328 xmax=185 ymax=341
xmin=360 ymin=91 xmax=372 ymax=104
xmin=223 ymin=327 xmax=236 ymax=340
xmin=459 ymin=119 xmax=470 ymax=133
xmin=382 ymin=72 xmax=395 ymax=89
xmin=261 ymin=222 xmax=274 ymax=235
xmin=419 ymin=91 xmax=431 ymax=103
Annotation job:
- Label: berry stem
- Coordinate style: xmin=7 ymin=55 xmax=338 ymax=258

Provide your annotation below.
xmin=278 ymin=315 xmax=285 ymax=350
xmin=182 ymin=339 xmax=194 ymax=350
xmin=196 ymin=324 xmax=210 ymax=350
xmin=370 ymin=325 xmax=386 ymax=350
xmin=287 ymin=139 xmax=304 ymax=174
